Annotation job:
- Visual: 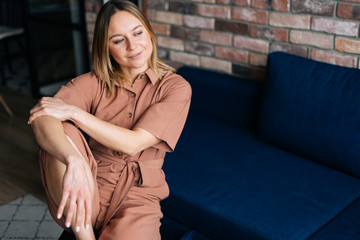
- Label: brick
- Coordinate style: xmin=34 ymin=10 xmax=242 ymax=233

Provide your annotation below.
xmin=215 ymin=46 xmax=248 ymax=63
xmin=184 ymin=15 xmax=215 ymax=29
xmin=312 ymin=18 xmax=358 ymax=37
xmin=234 ymin=36 xmax=269 ymax=53
xmin=234 ymin=0 xmax=250 ymax=6
xmin=85 ymin=12 xmax=97 ymax=22
xmin=250 ymin=53 xmax=268 ymax=67
xmin=198 ymin=4 xmax=231 ymax=19
xmin=156 ymin=11 xmax=183 ymax=25
xmin=146 ymin=10 xmax=155 ymax=21
xmin=232 ymin=8 xmax=268 ymax=24
xmin=292 ymin=0 xmax=335 ymax=16
xmin=95 ymin=3 xmax=102 ymax=13
xmin=158 ymin=36 xmax=184 ymax=51
xmin=171 ymin=26 xmax=200 ymax=41
xmin=186 ymin=41 xmax=214 ymax=56
xmin=166 ymin=60 xmax=183 ymax=70
xmin=201 ymin=56 xmax=232 ymax=73
xmin=250 ymin=25 xmax=288 ymax=42
xmin=251 ymin=0 xmax=270 ymax=9
xmin=85 ymin=2 xmax=95 ymax=12
xmin=200 ymin=31 xmax=232 ymax=46
xmin=311 ymin=49 xmax=357 ymax=68
xmin=215 ymin=20 xmax=248 ymax=35
xmin=86 ymin=23 xmax=95 ymax=34
xmin=192 ymin=0 xmax=216 ymax=3
xmin=251 ymin=0 xmax=289 ymax=11
xmin=151 ymin=23 xmax=170 ymax=35
xmin=290 ymin=30 xmax=333 ymax=49
xmin=269 ymin=13 xmax=311 ymax=29
xmin=216 ymin=0 xmax=232 ymax=4
xmin=147 ymin=0 xmax=168 ymax=10
xmin=335 ymin=37 xmax=360 ymax=54
xmin=232 ymin=64 xmax=266 ymax=80
xmin=170 ymin=51 xmax=200 ymax=66
xmin=270 ymin=43 xmax=309 ymax=58
xmin=338 ymin=3 xmax=360 ymax=21
xmin=169 ymin=1 xmax=197 ymax=15
xmin=88 ymin=35 xmax=94 ymax=52
xmin=157 ymin=47 xmax=169 ymax=59
xmin=272 ymin=0 xmax=290 ymax=11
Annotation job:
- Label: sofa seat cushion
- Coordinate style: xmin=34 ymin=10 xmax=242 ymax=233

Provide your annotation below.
xmin=258 ymin=52 xmax=360 ymax=178
xmin=309 ymin=197 xmax=360 ymax=240
xmin=161 ymin=217 xmax=210 ymax=240
xmin=163 ymin=113 xmax=360 ymax=240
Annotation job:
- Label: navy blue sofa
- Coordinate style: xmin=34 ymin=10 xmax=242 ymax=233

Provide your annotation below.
xmin=160 ymin=52 xmax=360 ymax=240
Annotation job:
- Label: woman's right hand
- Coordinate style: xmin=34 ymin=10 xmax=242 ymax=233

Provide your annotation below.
xmin=58 ymin=155 xmax=94 ymax=232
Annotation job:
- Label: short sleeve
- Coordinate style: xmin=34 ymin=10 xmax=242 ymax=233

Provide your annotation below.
xmin=54 ymin=72 xmax=100 ymax=113
xmin=134 ymin=76 xmax=192 ymax=152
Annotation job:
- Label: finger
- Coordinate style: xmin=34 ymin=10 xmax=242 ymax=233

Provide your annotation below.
xmin=57 ymin=190 xmax=69 ymax=220
xmin=28 ymin=109 xmax=48 ymax=124
xmin=65 ymin=195 xmax=77 ymax=228
xmin=84 ymin=196 xmax=92 ymax=230
xmin=29 ymin=103 xmax=45 ymax=116
xmin=28 ymin=111 xmax=43 ymax=124
xmin=75 ymin=197 xmax=84 ymax=232
xmin=29 ymin=103 xmax=48 ymax=124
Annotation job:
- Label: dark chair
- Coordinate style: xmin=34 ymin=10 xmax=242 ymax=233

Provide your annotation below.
xmin=0 ymin=0 xmax=27 ymax=116
xmin=0 ymin=0 xmax=26 ymax=86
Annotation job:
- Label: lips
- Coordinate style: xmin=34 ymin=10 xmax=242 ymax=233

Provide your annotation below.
xmin=129 ymin=51 xmax=142 ymax=60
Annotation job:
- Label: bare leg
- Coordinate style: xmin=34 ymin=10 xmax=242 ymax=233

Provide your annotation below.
xmin=44 ymin=136 xmax=96 ymax=240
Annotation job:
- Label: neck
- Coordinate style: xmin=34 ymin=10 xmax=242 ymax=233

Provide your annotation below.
xmin=122 ymin=67 xmax=149 ymax=83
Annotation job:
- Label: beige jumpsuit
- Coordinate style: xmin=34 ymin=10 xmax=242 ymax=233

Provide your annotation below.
xmin=39 ymin=69 xmax=191 ymax=239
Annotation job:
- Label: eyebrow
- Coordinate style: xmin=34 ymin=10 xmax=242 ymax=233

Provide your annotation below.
xmin=109 ymin=25 xmax=143 ymax=40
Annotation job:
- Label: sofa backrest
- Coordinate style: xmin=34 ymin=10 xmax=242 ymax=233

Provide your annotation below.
xmin=177 ymin=66 xmax=263 ymax=131
xmin=258 ymin=51 xmax=360 ymax=178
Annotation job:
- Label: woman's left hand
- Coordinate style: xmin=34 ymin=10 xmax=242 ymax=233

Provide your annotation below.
xmin=29 ymin=97 xmax=77 ymax=124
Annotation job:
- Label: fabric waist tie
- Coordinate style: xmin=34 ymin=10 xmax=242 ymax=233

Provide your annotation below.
xmin=97 ymin=158 xmax=164 ymax=233
xmin=98 ymin=161 xmax=138 ymax=232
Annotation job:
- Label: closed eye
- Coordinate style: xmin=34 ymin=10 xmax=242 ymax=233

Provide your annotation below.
xmin=114 ymin=39 xmax=124 ymax=44
xmin=135 ymin=31 xmax=143 ymax=36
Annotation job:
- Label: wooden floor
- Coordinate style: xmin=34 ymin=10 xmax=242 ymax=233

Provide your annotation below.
xmin=0 ymin=87 xmax=46 ymax=205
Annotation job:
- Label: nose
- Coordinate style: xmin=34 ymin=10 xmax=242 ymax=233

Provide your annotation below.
xmin=127 ymin=38 xmax=136 ymax=50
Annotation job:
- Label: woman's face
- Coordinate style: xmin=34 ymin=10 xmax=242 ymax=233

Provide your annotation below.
xmin=108 ymin=10 xmax=153 ymax=78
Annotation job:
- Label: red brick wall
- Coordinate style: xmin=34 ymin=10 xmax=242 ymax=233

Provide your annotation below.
xmin=85 ymin=0 xmax=103 ymax=54
xmin=147 ymin=0 xmax=360 ymax=80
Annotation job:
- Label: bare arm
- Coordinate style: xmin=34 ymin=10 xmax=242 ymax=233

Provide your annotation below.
xmin=29 ymin=97 xmax=160 ymax=156
xmin=30 ymin=115 xmax=93 ymax=233
xmin=72 ymin=110 xmax=160 ymax=156
xmin=31 ymin=115 xmax=81 ymax=164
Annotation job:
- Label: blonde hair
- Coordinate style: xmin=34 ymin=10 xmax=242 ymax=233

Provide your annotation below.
xmin=92 ymin=0 xmax=174 ymax=96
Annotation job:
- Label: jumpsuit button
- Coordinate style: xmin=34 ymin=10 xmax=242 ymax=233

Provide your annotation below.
xmin=116 ymin=151 xmax=123 ymax=157
xmin=140 ymin=74 xmax=145 ymax=79
xmin=130 ymin=92 xmax=136 ymax=98
xmin=126 ymin=112 xmax=132 ymax=118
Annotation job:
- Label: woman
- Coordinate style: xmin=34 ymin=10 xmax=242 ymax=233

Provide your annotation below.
xmin=28 ymin=1 xmax=191 ymax=239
